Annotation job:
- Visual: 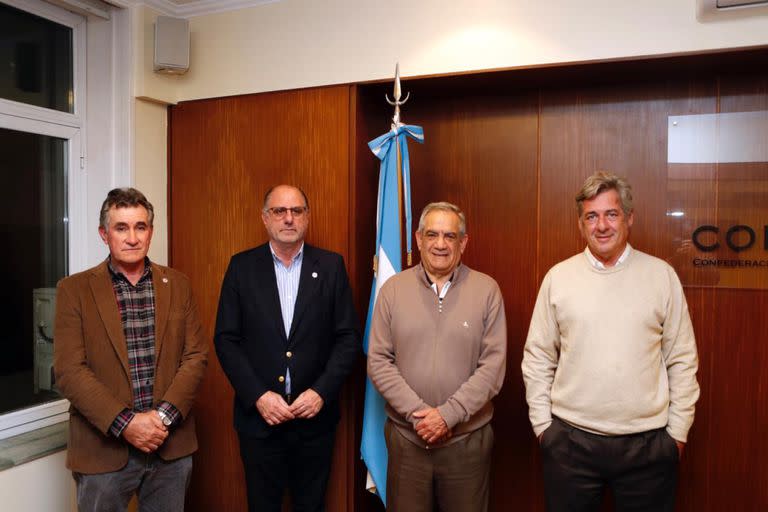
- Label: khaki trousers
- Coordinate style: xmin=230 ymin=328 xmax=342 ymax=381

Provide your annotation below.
xmin=385 ymin=420 xmax=493 ymax=512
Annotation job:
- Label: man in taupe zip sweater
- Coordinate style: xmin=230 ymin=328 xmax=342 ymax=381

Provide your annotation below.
xmin=368 ymin=201 xmax=507 ymax=512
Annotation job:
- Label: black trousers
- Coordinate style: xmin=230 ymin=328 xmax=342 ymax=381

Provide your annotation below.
xmin=540 ymin=417 xmax=679 ymax=512
xmin=238 ymin=425 xmax=336 ymax=512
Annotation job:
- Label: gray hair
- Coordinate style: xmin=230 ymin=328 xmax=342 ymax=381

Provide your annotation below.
xmin=99 ymin=188 xmax=154 ymax=229
xmin=576 ymin=171 xmax=634 ymax=216
xmin=417 ymin=202 xmax=467 ymax=237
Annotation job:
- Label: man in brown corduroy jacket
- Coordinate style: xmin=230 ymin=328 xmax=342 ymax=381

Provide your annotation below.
xmin=54 ymin=188 xmax=208 ymax=512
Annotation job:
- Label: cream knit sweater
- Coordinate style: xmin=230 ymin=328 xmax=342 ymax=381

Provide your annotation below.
xmin=522 ymin=248 xmax=699 ymax=442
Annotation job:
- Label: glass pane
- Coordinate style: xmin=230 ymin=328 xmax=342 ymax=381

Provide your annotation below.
xmin=0 ymin=3 xmax=73 ymax=113
xmin=666 ymin=111 xmax=768 ymax=289
xmin=0 ymin=127 xmax=67 ymax=414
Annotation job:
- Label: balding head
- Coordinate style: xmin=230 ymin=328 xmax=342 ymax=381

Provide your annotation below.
xmin=263 ymin=185 xmax=309 ymax=210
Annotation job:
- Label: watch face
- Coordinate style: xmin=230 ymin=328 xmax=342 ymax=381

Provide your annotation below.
xmin=158 ymin=411 xmax=172 ymax=426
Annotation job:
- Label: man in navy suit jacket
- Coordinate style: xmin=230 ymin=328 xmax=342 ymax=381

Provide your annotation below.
xmin=214 ymin=185 xmax=360 ymax=512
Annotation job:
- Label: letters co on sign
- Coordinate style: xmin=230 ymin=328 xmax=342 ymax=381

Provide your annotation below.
xmin=692 ymin=225 xmax=768 ymax=253
xmin=681 ymin=224 xmax=768 ymax=289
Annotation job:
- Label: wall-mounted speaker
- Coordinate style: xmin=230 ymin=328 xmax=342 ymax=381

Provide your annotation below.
xmin=154 ymin=16 xmax=189 ymax=75
xmin=697 ymin=0 xmax=768 ymax=20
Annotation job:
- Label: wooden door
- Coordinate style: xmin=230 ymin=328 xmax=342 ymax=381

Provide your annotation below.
xmin=169 ymin=85 xmax=356 ymax=511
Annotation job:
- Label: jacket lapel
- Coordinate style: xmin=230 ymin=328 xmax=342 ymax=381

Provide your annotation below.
xmin=255 ymin=245 xmax=289 ymax=342
xmin=152 ymin=264 xmax=171 ymax=360
xmin=288 ymin=245 xmax=319 ymax=341
xmin=89 ymin=262 xmax=130 ymax=378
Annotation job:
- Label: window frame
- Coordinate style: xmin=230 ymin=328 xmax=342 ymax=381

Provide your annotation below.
xmin=0 ymin=0 xmax=86 ymax=123
xmin=0 ymin=0 xmax=87 ymax=440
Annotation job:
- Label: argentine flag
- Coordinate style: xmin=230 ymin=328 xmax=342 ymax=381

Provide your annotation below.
xmin=361 ymin=124 xmax=424 ymax=505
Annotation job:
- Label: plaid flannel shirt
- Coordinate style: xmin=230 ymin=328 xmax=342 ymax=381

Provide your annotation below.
xmin=107 ymin=258 xmax=181 ymax=437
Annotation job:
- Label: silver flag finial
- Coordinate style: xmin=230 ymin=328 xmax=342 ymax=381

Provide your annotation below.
xmin=393 ymin=63 xmax=402 ymax=102
xmin=385 ymin=62 xmax=410 ymax=126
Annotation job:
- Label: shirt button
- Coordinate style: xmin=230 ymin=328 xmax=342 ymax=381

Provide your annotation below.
xmin=286 ymin=351 xmax=292 ymax=358
xmin=278 ymin=376 xmax=285 ymax=383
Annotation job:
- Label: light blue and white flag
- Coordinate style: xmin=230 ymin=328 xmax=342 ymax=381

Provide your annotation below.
xmin=361 ymin=123 xmax=424 ymax=505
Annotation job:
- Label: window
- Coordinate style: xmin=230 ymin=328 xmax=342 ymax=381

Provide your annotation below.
xmin=0 ymin=2 xmax=73 ymax=112
xmin=0 ymin=0 xmax=86 ymax=439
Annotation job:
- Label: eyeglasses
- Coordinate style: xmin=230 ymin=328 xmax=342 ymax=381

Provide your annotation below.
xmin=264 ymin=206 xmax=309 ymax=219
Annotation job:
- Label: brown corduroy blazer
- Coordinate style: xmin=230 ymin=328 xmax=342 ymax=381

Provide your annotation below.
xmin=53 ymin=260 xmax=208 ymax=474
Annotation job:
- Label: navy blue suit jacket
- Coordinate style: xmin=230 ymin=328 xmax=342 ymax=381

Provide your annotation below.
xmin=214 ymin=243 xmax=359 ymax=437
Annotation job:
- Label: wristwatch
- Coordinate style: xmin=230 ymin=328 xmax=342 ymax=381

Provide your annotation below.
xmin=157 ymin=410 xmax=173 ymax=427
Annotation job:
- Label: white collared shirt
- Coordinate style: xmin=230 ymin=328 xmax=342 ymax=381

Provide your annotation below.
xmin=426 ymin=266 xmax=458 ymax=315
xmin=584 ymin=244 xmax=632 ymax=270
xmin=430 ymin=279 xmax=453 ymax=299
xmin=425 ymin=266 xmax=459 ymax=299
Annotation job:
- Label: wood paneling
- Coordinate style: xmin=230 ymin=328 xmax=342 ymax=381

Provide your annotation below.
xmin=682 ymin=75 xmax=768 ymax=511
xmin=353 ymin=63 xmax=768 ymax=511
xmin=539 ymin=79 xmax=718 ymax=272
xmin=352 ymin=82 xmax=543 ymax=510
xmin=410 ymin=88 xmax=542 ymax=510
xmin=350 ymin=84 xmax=387 ymax=512
xmin=169 ymin=85 xmax=355 ymax=511
xmin=170 ymin=49 xmax=768 ymax=511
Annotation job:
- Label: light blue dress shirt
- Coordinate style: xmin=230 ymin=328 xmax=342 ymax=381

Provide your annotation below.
xmin=270 ymin=242 xmax=303 ymax=396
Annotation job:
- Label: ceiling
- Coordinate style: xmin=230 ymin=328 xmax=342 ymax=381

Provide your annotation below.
xmin=137 ymin=0 xmax=279 ymax=18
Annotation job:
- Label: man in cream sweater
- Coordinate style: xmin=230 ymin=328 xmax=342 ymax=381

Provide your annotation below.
xmin=522 ymin=172 xmax=699 ymax=512
xmin=368 ymin=202 xmax=507 ymax=512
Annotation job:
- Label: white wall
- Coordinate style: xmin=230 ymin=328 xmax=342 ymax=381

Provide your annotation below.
xmin=82 ymin=10 xmax=134 ymax=269
xmin=124 ymin=0 xmax=768 ymax=247
xmin=0 ymin=452 xmax=75 ymax=512
xmin=139 ymin=0 xmax=768 ymax=104
xmin=134 ymin=98 xmax=169 ymax=265
xmin=134 ymin=5 xmax=182 ymax=105
xmin=131 ymin=0 xmax=768 ymax=261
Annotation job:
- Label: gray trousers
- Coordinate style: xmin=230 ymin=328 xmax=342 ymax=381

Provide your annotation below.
xmin=74 ymin=448 xmax=193 ymax=512
xmin=384 ymin=420 xmax=493 ymax=512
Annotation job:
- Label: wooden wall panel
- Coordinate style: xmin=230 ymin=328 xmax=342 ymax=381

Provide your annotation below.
xmin=349 ymin=85 xmax=388 ymax=512
xmin=352 ymin=64 xmax=768 ymax=511
xmin=538 ymin=80 xmax=718 ymax=274
xmin=534 ymin=73 xmax=767 ymax=511
xmin=169 ymin=85 xmax=355 ymax=511
xmin=407 ymin=90 xmax=542 ymax=511
xmin=353 ymin=82 xmax=541 ymax=511
xmin=170 ymin=51 xmax=768 ymax=512
xmin=686 ymin=75 xmax=768 ymax=511
xmin=539 ymin=80 xmax=723 ymax=511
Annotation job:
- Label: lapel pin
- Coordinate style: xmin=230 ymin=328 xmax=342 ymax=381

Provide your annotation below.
xmin=312 ymin=272 xmax=318 ymax=278
xmin=162 ymin=278 xmax=168 ymax=283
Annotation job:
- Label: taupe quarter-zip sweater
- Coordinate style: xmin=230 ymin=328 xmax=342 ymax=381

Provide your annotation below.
xmin=367 ymin=263 xmax=507 ymax=447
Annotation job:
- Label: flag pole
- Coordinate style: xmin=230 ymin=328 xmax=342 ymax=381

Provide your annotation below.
xmin=386 ymin=63 xmax=412 ymax=266
xmin=363 ymin=64 xmax=423 ymax=504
